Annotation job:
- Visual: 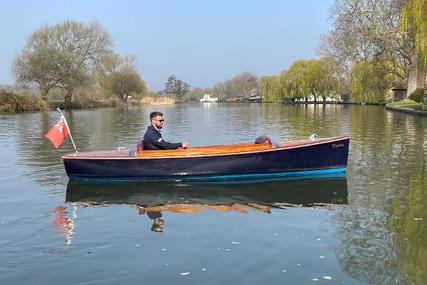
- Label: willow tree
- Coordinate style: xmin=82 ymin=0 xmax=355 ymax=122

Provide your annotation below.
xmin=281 ymin=60 xmax=310 ymax=101
xmin=401 ymin=0 xmax=427 ymax=69
xmin=350 ymin=59 xmax=402 ymax=103
xmin=302 ymin=58 xmax=339 ymax=102
xmin=320 ymin=0 xmax=419 ymax=97
xmin=390 ymin=167 xmax=427 ymax=284
xmin=278 ymin=59 xmax=338 ymax=102
xmin=350 ymin=61 xmax=385 ymax=103
xmin=259 ymin=76 xmax=281 ymax=102
xmin=400 ymin=0 xmax=427 ymax=94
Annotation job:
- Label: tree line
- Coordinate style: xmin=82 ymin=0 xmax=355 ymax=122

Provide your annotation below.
xmin=183 ymin=72 xmax=259 ymax=102
xmin=183 ymin=0 xmax=426 ymax=104
xmin=258 ymin=0 xmax=426 ymax=104
xmin=8 ymin=0 xmax=427 ymax=108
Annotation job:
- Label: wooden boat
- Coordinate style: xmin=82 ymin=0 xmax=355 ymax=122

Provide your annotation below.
xmin=62 ymin=136 xmax=350 ymax=181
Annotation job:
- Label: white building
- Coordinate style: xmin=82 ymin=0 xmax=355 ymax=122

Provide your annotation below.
xmin=200 ymin=94 xmax=218 ymax=103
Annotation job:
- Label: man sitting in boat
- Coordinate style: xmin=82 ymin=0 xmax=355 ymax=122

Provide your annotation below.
xmin=143 ymin=111 xmax=189 ymax=150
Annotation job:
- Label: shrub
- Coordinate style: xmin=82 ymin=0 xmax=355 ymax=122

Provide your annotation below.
xmin=408 ymin=88 xmax=425 ymax=103
xmin=0 ymin=90 xmax=49 ymax=112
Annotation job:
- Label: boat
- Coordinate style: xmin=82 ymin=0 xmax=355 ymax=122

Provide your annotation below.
xmin=62 ymin=136 xmax=350 ymax=181
xmin=200 ymin=94 xmax=218 ymax=103
xmin=247 ymin=95 xmax=261 ymax=103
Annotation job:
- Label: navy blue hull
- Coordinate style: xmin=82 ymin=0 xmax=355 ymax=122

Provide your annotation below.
xmin=63 ymin=137 xmax=350 ymax=181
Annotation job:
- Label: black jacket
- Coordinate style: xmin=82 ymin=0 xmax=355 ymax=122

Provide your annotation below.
xmin=143 ymin=125 xmax=182 ymax=150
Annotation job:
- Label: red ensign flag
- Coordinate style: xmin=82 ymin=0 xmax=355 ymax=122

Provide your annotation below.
xmin=45 ymin=117 xmax=69 ymax=148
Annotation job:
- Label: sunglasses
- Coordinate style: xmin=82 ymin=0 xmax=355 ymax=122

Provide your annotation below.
xmin=155 ymin=119 xmax=164 ymax=122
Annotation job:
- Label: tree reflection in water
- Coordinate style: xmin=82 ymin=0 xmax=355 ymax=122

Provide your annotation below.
xmin=391 ymin=166 xmax=427 ymax=284
xmin=333 ymin=207 xmax=404 ymax=284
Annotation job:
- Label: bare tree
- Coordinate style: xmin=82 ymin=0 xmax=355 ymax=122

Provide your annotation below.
xmin=224 ymin=72 xmax=258 ymax=98
xmin=53 ymin=21 xmax=113 ymax=104
xmin=12 ymin=27 xmax=60 ymax=100
xmin=12 ymin=20 xmax=113 ymax=104
xmin=320 ymin=0 xmax=424 ymax=97
xmin=96 ymin=54 xmax=146 ymax=103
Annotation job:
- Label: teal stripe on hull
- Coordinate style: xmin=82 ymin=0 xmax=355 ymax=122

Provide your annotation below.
xmin=181 ymin=168 xmax=347 ymax=182
xmin=70 ymin=167 xmax=347 ymax=183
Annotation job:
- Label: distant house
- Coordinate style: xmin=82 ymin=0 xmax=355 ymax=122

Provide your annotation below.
xmin=391 ymin=85 xmax=406 ymax=102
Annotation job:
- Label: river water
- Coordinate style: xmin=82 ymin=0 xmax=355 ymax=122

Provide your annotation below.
xmin=0 ymin=103 xmax=426 ymax=284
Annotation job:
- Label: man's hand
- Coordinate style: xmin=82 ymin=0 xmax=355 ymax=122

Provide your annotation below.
xmin=181 ymin=142 xmax=189 ymax=149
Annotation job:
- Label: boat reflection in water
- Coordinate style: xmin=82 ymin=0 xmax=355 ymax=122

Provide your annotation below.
xmin=66 ymin=175 xmax=348 ymax=232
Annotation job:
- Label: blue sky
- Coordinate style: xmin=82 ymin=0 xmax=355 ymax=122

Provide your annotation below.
xmin=0 ymin=0 xmax=333 ymax=90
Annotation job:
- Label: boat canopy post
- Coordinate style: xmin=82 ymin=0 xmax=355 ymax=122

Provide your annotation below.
xmin=57 ymin=108 xmax=78 ymax=153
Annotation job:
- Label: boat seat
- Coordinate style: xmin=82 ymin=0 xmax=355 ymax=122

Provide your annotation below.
xmin=137 ymin=140 xmax=145 ymax=151
xmin=127 ymin=140 xmax=145 ymax=157
xmin=255 ymin=136 xmax=279 ymax=148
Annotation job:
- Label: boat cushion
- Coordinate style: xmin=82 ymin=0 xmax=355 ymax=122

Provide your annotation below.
xmin=137 ymin=140 xmax=145 ymax=151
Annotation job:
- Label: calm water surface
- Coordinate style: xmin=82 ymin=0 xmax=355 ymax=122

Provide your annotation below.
xmin=1 ymin=104 xmax=426 ymax=284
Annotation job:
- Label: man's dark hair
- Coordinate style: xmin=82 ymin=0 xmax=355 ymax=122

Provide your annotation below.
xmin=150 ymin=111 xmax=163 ymax=120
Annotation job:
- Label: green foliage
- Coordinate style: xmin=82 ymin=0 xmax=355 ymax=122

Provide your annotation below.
xmin=386 ymin=99 xmax=423 ymax=110
xmin=387 ymin=99 xmax=418 ymax=107
xmin=108 ymin=71 xmax=145 ymax=103
xmin=279 ymin=58 xmax=339 ymax=101
xmin=96 ymin=54 xmax=146 ymax=103
xmin=390 ymin=168 xmax=427 ymax=284
xmin=0 ymin=89 xmax=49 ymax=112
xmin=408 ymin=88 xmax=425 ymax=103
xmin=349 ymin=60 xmax=400 ymax=104
xmin=401 ymin=0 xmax=427 ymax=70
xmin=259 ymin=76 xmax=281 ymax=102
xmin=164 ymin=75 xmax=191 ymax=100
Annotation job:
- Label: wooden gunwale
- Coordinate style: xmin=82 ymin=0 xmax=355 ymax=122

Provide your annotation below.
xmin=62 ymin=136 xmax=349 ymax=160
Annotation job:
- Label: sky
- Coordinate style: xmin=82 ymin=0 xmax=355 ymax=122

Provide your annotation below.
xmin=0 ymin=0 xmax=334 ymax=91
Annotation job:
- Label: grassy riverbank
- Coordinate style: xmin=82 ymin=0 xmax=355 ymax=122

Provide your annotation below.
xmin=386 ymin=99 xmax=423 ymax=110
xmin=385 ymin=99 xmax=427 ymax=116
xmin=0 ymin=90 xmax=120 ymax=112
xmin=2 ymin=88 xmax=425 ymax=114
xmin=0 ymin=89 xmax=176 ymax=113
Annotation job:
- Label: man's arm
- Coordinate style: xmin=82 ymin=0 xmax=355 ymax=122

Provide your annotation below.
xmin=144 ymin=128 xmax=182 ymax=150
xmin=154 ymin=137 xmax=183 ymax=150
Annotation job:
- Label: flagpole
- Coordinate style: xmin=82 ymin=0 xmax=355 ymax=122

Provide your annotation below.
xmin=56 ymin=108 xmax=78 ymax=153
